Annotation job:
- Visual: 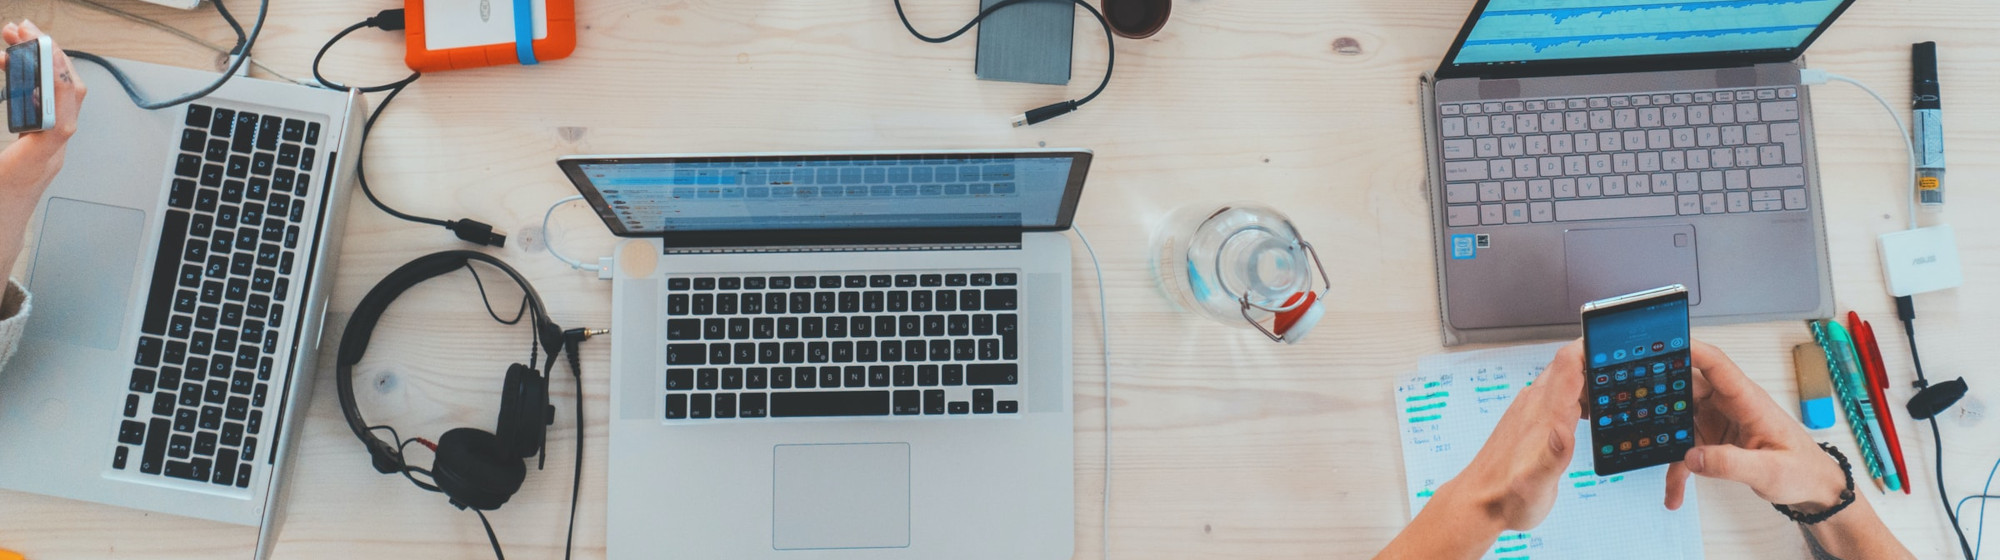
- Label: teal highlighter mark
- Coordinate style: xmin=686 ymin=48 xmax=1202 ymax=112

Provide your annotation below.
xmin=1475 ymin=383 xmax=1510 ymax=393
xmin=1573 ymin=480 xmax=1597 ymax=488
xmin=1566 ymin=470 xmax=1593 ymax=479
xmin=1609 ymin=475 xmax=1623 ymax=483
xmin=1406 ymin=402 xmax=1446 ymax=413
xmin=1405 ymin=391 xmax=1449 ymax=403
xmin=1408 ymin=414 xmax=1443 ymax=424
xmin=1416 ymin=488 xmax=1435 ymax=498
xmin=1423 ymin=381 xmax=1441 ymax=389
xmin=1495 ymin=531 xmax=1531 ymax=560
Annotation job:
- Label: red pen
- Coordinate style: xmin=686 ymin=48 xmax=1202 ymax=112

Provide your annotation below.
xmin=1849 ymin=312 xmax=1912 ymax=494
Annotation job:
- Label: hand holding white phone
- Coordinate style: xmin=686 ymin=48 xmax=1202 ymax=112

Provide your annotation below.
xmin=5 ymin=35 xmax=55 ymax=134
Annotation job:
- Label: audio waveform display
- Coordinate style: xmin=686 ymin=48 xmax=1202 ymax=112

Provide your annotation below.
xmin=1453 ymin=0 xmax=1843 ymax=65
xmin=1485 ymin=0 xmax=1834 ymax=25
xmin=1466 ymin=24 xmax=1819 ymax=54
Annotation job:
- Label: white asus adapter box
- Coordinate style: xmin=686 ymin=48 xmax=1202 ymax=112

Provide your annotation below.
xmin=1879 ymin=224 xmax=1964 ymax=296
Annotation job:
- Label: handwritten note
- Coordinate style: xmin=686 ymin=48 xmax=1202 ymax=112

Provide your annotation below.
xmin=1395 ymin=342 xmax=1704 ymax=560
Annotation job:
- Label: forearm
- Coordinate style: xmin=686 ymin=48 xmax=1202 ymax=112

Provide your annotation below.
xmin=0 ymin=190 xmax=35 ymax=280
xmin=1797 ymin=496 xmax=1915 ymax=560
xmin=1375 ymin=481 xmax=1506 ymax=560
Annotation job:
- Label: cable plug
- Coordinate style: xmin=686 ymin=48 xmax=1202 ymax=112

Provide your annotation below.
xmin=562 ymin=328 xmax=609 ymax=345
xmin=560 ymin=328 xmax=606 ymax=379
xmin=364 ymin=9 xmax=407 ymax=31
xmin=1012 ymin=101 xmax=1079 ymax=127
xmin=447 ymin=219 xmax=508 ymax=247
xmin=1800 ymin=68 xmax=1831 ymax=86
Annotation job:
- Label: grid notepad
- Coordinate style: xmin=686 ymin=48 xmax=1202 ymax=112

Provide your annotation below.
xmin=1394 ymin=342 xmax=1705 ymax=560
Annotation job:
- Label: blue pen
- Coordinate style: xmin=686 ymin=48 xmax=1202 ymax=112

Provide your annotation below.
xmin=1820 ymin=321 xmax=1902 ymax=493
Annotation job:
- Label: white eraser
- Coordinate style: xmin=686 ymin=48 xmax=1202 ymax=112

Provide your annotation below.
xmin=1879 ymin=224 xmax=1963 ymax=297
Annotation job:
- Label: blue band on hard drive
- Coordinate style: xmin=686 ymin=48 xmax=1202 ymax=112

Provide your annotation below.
xmin=513 ymin=0 xmax=539 ymax=65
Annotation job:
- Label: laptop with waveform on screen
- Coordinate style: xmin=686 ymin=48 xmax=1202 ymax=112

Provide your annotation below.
xmin=1419 ymin=0 xmax=1853 ymax=345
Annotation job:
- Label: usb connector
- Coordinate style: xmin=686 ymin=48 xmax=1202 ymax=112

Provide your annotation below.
xmin=1012 ymin=101 xmax=1079 ymax=127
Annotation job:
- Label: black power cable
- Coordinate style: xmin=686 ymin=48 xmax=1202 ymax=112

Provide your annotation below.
xmin=892 ymin=0 xmax=1114 ymax=126
xmin=1895 ymin=295 xmax=1978 ymax=559
xmin=312 ymin=10 xmax=509 ymax=247
xmin=69 ymin=0 xmax=269 ymax=109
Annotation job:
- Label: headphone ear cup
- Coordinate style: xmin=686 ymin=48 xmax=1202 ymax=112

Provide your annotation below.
xmin=432 ymin=428 xmax=527 ymax=511
xmin=494 ymin=363 xmax=548 ymax=459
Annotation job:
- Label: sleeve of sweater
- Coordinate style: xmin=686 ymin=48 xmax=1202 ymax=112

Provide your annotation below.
xmin=0 ymin=278 xmax=29 ymax=373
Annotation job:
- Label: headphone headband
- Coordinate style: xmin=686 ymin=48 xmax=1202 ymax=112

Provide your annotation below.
xmin=335 ymin=251 xmax=559 ymax=474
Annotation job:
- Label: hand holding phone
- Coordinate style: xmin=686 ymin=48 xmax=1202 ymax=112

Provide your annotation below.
xmin=1582 ymin=285 xmax=1696 ymax=476
xmin=6 ymin=35 xmax=54 ymax=133
xmin=1 ymin=20 xmax=88 ymax=206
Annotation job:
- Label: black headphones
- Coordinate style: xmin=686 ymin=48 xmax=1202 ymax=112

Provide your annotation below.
xmin=335 ymin=250 xmax=565 ymax=511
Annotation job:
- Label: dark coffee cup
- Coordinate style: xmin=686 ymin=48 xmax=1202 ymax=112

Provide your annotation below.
xmin=1101 ymin=0 xmax=1170 ymax=39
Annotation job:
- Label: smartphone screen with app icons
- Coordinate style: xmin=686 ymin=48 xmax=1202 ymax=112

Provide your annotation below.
xmin=1581 ymin=285 xmax=1695 ymax=476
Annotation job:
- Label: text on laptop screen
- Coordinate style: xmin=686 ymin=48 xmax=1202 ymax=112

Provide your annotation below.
xmin=579 ymin=155 xmax=1075 ymax=233
xmin=1451 ymin=0 xmax=1846 ymax=65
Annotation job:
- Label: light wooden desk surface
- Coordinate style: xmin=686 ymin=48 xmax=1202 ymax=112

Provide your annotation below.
xmin=3 ymin=0 xmax=1997 ymax=557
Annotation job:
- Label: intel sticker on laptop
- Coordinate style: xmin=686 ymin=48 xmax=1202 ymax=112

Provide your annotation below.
xmin=1450 ymin=234 xmax=1477 ymax=259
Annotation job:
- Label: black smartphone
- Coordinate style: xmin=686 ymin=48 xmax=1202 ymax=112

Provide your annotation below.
xmin=1582 ymin=285 xmax=1696 ymax=476
xmin=7 ymin=36 xmax=55 ymax=134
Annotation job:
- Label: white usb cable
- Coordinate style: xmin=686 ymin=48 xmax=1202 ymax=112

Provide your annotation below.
xmin=1800 ymin=69 xmax=1920 ymax=230
xmin=1072 ymin=225 xmax=1112 ymax=559
xmin=542 ymin=195 xmax=606 ymax=273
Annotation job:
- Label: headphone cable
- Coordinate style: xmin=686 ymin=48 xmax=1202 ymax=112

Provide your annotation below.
xmin=891 ymin=0 xmax=1115 ymax=126
xmin=473 ymin=509 xmax=506 ymax=560
xmin=560 ymin=333 xmax=597 ymax=560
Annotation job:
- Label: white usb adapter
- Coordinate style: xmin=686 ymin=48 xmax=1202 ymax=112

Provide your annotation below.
xmin=1879 ymin=224 xmax=1963 ymax=297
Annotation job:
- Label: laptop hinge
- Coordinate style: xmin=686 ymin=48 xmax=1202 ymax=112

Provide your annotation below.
xmin=665 ymin=242 xmax=1022 ymax=255
xmin=659 ymin=227 xmax=1024 ymax=254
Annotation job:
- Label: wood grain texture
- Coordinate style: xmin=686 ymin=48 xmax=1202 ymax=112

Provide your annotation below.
xmin=2 ymin=0 xmax=1997 ymax=557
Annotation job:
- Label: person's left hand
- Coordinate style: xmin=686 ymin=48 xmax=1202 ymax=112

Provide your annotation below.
xmin=1 ymin=20 xmax=89 ymax=203
xmin=1434 ymin=339 xmax=1588 ymax=532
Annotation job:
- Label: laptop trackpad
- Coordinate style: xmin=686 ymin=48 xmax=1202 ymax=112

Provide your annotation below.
xmin=1563 ymin=225 xmax=1701 ymax=311
xmin=773 ymin=443 xmax=911 ymax=550
xmin=25 ymin=198 xmax=147 ymax=350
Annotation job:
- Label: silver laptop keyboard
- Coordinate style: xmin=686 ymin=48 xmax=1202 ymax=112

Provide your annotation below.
xmin=116 ymin=103 xmax=322 ymax=488
xmin=1438 ymin=87 xmax=1809 ymax=228
xmin=663 ymin=272 xmax=1022 ymax=420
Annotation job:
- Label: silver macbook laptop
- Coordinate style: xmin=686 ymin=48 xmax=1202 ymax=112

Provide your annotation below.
xmin=1423 ymin=0 xmax=1850 ymax=345
xmin=558 ymin=149 xmax=1084 ymax=559
xmin=0 ymin=57 xmax=361 ymax=553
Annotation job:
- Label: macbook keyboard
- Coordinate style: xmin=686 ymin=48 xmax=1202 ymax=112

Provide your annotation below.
xmin=663 ymin=272 xmax=1023 ymax=420
xmin=116 ymin=103 xmax=323 ymax=488
xmin=1438 ymin=87 xmax=1809 ymax=227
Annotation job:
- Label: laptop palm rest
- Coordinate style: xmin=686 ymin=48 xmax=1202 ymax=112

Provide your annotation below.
xmin=1563 ymin=225 xmax=1701 ymax=311
xmin=772 ymin=443 xmax=911 ymax=550
xmin=25 ymin=198 xmax=147 ymax=351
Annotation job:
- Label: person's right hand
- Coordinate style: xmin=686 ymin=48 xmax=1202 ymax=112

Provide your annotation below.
xmin=1663 ymin=341 xmax=1848 ymax=512
xmin=1436 ymin=340 xmax=1589 ymax=532
xmin=1 ymin=20 xmax=89 ymax=202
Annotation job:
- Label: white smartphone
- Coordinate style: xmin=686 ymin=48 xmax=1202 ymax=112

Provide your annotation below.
xmin=6 ymin=35 xmax=56 ymax=134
